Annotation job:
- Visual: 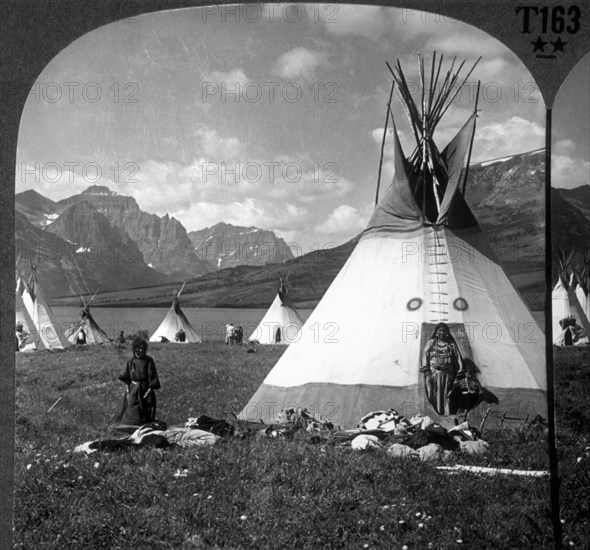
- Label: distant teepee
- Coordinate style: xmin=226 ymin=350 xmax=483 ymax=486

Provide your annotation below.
xmin=240 ymin=53 xmax=547 ymax=428
xmin=150 ymin=284 xmax=201 ymax=343
xmin=65 ymin=293 xmax=112 ymax=345
xmin=16 ymin=276 xmax=39 ymax=352
xmin=552 ymin=248 xmax=590 ymax=345
xmin=575 ymin=251 xmax=590 ymax=320
xmin=248 ymin=278 xmax=304 ymax=344
xmin=15 ymin=260 xmax=69 ymax=351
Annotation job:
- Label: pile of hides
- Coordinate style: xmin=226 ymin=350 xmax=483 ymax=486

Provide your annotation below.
xmin=333 ymin=409 xmax=488 ymax=462
xmin=251 ymin=407 xmax=334 ymax=439
xmin=230 ymin=407 xmax=334 ymax=439
xmin=277 ymin=407 xmax=334 ymax=432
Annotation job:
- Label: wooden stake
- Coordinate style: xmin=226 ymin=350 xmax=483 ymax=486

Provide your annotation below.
xmin=437 ymin=56 xmax=481 ymax=125
xmin=521 ymin=414 xmax=530 ymax=432
xmin=499 ymin=411 xmax=507 ymax=430
xmin=375 ymin=79 xmax=396 ymax=207
xmin=462 ymin=80 xmax=481 ymax=197
xmin=479 ymin=407 xmax=491 ymax=434
xmin=46 ymin=396 xmax=63 ymax=413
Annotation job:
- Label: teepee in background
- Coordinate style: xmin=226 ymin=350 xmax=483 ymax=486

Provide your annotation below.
xmin=552 ymin=248 xmax=590 ymax=345
xmin=150 ymin=284 xmax=201 ymax=343
xmin=16 ymin=276 xmax=40 ymax=352
xmin=552 ymin=248 xmax=574 ymax=342
xmin=240 ymin=53 xmax=547 ymax=428
xmin=15 ymin=260 xmax=69 ymax=351
xmin=575 ymin=251 xmax=590 ymax=320
xmin=65 ymin=292 xmax=112 ymax=345
xmin=248 ymin=277 xmax=304 ymax=344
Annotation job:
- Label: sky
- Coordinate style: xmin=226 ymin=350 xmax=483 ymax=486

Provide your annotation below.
xmin=552 ymin=50 xmax=590 ymax=192
xmin=15 ymin=4 xmax=588 ymax=253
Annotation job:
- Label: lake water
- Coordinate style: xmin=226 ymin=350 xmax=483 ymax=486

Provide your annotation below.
xmin=49 ymin=306 xmax=546 ymax=342
xmin=51 ymin=306 xmax=315 ymax=342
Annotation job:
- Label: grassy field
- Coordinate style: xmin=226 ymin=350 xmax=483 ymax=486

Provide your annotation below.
xmin=12 ymin=343 xmax=589 ymax=549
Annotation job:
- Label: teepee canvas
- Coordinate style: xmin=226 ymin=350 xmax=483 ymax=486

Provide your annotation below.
xmin=240 ymin=54 xmax=547 ymax=428
xmin=65 ymin=295 xmax=112 ymax=344
xmin=552 ymin=250 xmax=590 ymax=345
xmin=16 ymin=266 xmax=69 ymax=351
xmin=15 ymin=276 xmax=39 ymax=352
xmin=575 ymin=277 xmax=589 ymax=320
xmin=249 ymin=279 xmax=304 ymax=344
xmin=575 ymin=252 xmax=590 ymax=319
xmin=150 ymin=285 xmax=201 ymax=343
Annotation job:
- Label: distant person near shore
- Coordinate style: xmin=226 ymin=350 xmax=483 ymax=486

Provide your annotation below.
xmin=226 ymin=323 xmax=235 ymax=345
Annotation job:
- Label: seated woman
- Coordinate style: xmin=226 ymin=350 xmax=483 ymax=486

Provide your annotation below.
xmin=116 ymin=337 xmax=161 ymax=426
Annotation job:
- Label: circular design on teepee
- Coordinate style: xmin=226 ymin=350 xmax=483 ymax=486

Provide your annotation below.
xmin=453 ymin=298 xmax=469 ymax=311
xmin=407 ymin=298 xmax=423 ymax=311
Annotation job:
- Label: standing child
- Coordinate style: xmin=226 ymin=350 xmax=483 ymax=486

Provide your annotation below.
xmin=116 ymin=337 xmax=161 ymax=425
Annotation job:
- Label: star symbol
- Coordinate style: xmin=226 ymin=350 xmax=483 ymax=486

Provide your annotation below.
xmin=551 ymin=36 xmax=567 ymax=53
xmin=531 ymin=36 xmax=547 ymax=53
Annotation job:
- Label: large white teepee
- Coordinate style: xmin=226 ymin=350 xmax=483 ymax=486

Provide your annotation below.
xmin=16 ymin=267 xmax=69 ymax=351
xmin=150 ymin=285 xmax=201 ymax=343
xmin=240 ymin=54 xmax=547 ymax=428
xmin=65 ymin=295 xmax=112 ymax=345
xmin=249 ymin=279 xmax=304 ymax=344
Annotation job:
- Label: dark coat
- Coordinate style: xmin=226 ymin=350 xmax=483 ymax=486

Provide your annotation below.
xmin=116 ymin=355 xmax=161 ymax=425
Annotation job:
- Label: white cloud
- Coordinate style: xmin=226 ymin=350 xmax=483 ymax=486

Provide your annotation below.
xmin=176 ymin=198 xmax=310 ymax=233
xmin=473 ymin=116 xmax=545 ymax=161
xmin=315 ymin=204 xmax=367 ymax=234
xmin=207 ymin=68 xmax=249 ymax=88
xmin=274 ymin=47 xmax=328 ymax=80
xmin=194 ymin=125 xmax=242 ymax=159
xmin=425 ymin=34 xmax=508 ymax=60
xmin=371 ymin=127 xmax=391 ymax=143
xmin=552 ymin=155 xmax=590 ymax=189
xmin=554 ymin=139 xmax=577 ymax=156
xmin=268 ymin=159 xmax=354 ymax=203
xmin=475 ymin=58 xmax=512 ymax=80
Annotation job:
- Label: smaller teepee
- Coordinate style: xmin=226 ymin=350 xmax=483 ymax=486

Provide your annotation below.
xmin=552 ymin=248 xmax=590 ymax=345
xmin=16 ymin=276 xmax=38 ymax=352
xmin=248 ymin=278 xmax=304 ymax=345
xmin=65 ymin=293 xmax=112 ymax=345
xmin=575 ymin=251 xmax=590 ymax=320
xmin=15 ymin=260 xmax=69 ymax=351
xmin=150 ymin=284 xmax=201 ymax=343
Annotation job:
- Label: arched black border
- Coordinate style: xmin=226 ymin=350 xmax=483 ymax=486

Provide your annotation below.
xmin=3 ymin=2 xmax=589 ymax=548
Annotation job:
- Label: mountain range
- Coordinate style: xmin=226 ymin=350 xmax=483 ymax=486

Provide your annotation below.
xmin=14 ymin=149 xmax=590 ymax=309
xmin=15 ymin=186 xmax=294 ymax=297
xmin=188 ymin=223 xmax=294 ymax=270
